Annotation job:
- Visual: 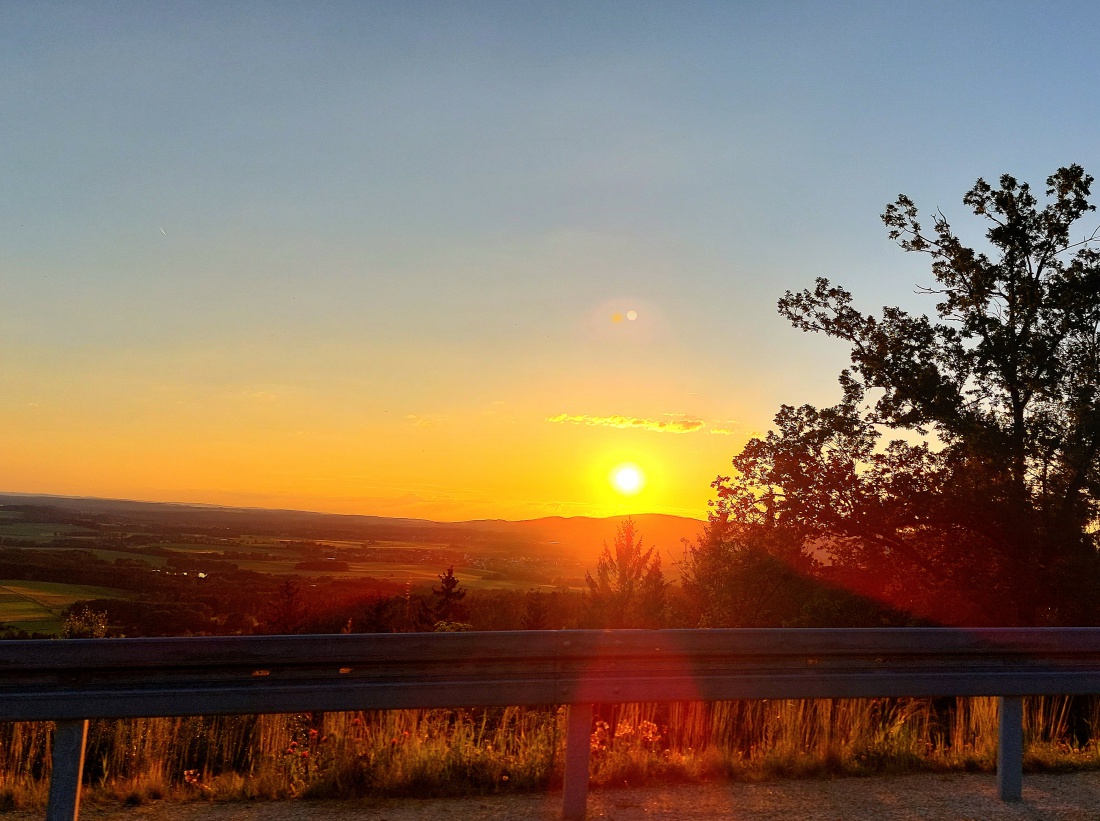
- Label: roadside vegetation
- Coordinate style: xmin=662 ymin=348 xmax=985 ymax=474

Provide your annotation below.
xmin=3 ymin=697 xmax=1100 ymax=812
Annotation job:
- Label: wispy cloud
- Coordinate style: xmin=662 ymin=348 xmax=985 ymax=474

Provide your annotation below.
xmin=406 ymin=413 xmax=443 ymax=428
xmin=707 ymin=418 xmax=740 ymax=435
xmin=547 ymin=413 xmax=706 ymax=433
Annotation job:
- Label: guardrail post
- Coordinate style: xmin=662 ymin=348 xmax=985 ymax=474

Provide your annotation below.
xmin=47 ymin=719 xmax=88 ymax=821
xmin=562 ymin=703 xmax=593 ymax=820
xmin=997 ymin=696 xmax=1023 ymax=801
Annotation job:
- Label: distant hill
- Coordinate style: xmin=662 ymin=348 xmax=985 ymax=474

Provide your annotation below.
xmin=0 ymin=492 xmax=704 ymax=566
xmin=455 ymin=514 xmax=704 ymax=565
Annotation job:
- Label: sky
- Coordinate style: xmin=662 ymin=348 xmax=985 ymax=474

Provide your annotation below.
xmin=3 ymin=1 xmax=1100 ymax=521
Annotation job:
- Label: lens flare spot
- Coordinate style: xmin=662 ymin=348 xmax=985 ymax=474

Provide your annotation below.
xmin=611 ymin=313 xmax=623 ymax=323
xmin=626 ymin=310 xmax=638 ymax=321
xmin=610 ymin=463 xmax=645 ymax=495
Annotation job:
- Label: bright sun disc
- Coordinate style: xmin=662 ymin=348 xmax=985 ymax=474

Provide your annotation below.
xmin=610 ymin=463 xmax=645 ymax=495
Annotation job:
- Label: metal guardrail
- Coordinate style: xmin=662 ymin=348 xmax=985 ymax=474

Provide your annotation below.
xmin=5 ymin=627 xmax=1100 ymax=820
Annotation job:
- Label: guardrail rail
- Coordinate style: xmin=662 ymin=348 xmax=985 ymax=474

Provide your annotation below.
xmin=5 ymin=627 xmax=1100 ymax=820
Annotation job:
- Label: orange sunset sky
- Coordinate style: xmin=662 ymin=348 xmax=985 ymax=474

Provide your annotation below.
xmin=4 ymin=4 xmax=1098 ymax=521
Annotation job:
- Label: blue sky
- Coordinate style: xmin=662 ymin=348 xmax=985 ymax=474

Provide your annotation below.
xmin=3 ymin=2 xmax=1100 ymax=519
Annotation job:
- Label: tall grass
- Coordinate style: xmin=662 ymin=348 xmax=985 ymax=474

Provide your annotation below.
xmin=2 ymin=698 xmax=1099 ymax=810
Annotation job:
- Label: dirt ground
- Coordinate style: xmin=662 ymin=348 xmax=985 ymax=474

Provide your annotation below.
xmin=16 ymin=772 xmax=1100 ymax=821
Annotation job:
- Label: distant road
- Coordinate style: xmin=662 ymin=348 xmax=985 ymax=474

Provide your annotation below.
xmin=20 ymin=772 xmax=1100 ymax=820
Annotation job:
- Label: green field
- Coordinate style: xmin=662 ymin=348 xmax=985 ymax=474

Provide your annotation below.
xmin=87 ymin=548 xmax=168 ymax=566
xmin=220 ymin=558 xmax=578 ymax=590
xmin=0 ymin=580 xmax=134 ymax=634
xmin=160 ymin=542 xmax=300 ymax=557
xmin=0 ymin=522 xmax=95 ymax=542
xmin=0 ymin=521 xmax=585 ymax=595
xmin=345 ymin=563 xmax=569 ymax=590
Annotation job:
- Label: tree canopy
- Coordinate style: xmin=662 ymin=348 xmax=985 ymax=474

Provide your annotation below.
xmin=703 ymin=165 xmax=1100 ymax=626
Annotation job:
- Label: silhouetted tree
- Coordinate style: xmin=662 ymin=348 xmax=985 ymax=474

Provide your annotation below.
xmin=264 ymin=578 xmax=307 ymax=634
xmin=681 ymin=511 xmax=912 ymax=628
xmin=681 ymin=512 xmax=811 ymax=627
xmin=584 ymin=519 xmax=666 ymax=628
xmin=432 ymin=565 xmax=468 ymax=625
xmin=522 ymin=590 xmax=551 ymax=630
xmin=712 ymin=165 xmax=1100 ymax=625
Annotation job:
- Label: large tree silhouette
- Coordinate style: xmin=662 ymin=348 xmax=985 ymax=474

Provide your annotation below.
xmin=431 ymin=565 xmax=468 ymax=626
xmin=710 ymin=166 xmax=1100 ymax=625
xmin=584 ymin=519 xmax=666 ymax=628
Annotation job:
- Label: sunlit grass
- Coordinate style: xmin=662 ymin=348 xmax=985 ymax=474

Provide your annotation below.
xmin=1 ymin=697 xmax=1099 ymax=810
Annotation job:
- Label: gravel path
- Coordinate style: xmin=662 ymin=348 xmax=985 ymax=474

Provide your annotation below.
xmin=18 ymin=773 xmax=1100 ymax=821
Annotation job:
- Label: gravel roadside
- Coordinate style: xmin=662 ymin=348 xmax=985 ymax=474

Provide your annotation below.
xmin=14 ymin=772 xmax=1100 ymax=821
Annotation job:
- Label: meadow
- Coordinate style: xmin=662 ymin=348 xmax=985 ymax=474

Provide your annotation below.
xmin=154 ymin=539 xmax=579 ymax=590
xmin=0 ymin=581 xmax=134 ymax=635
xmin=0 ymin=500 xmax=592 ymax=639
xmin=1 ymin=697 xmax=1097 ymax=811
xmin=0 ymin=522 xmax=96 ymax=544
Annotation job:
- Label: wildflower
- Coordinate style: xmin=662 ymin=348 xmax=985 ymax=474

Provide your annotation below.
xmin=309 ymin=729 xmax=319 ymax=738
xmin=590 ymin=719 xmax=611 ymax=753
xmin=351 ymin=718 xmax=362 ymax=727
xmin=301 ymin=751 xmax=309 ymax=759
xmin=289 ymin=741 xmax=298 ymax=748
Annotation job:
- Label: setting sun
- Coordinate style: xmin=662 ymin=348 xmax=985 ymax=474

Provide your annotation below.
xmin=610 ymin=463 xmax=646 ymax=495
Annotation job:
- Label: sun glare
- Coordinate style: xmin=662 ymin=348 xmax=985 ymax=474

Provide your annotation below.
xmin=610 ymin=463 xmax=645 ymax=495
